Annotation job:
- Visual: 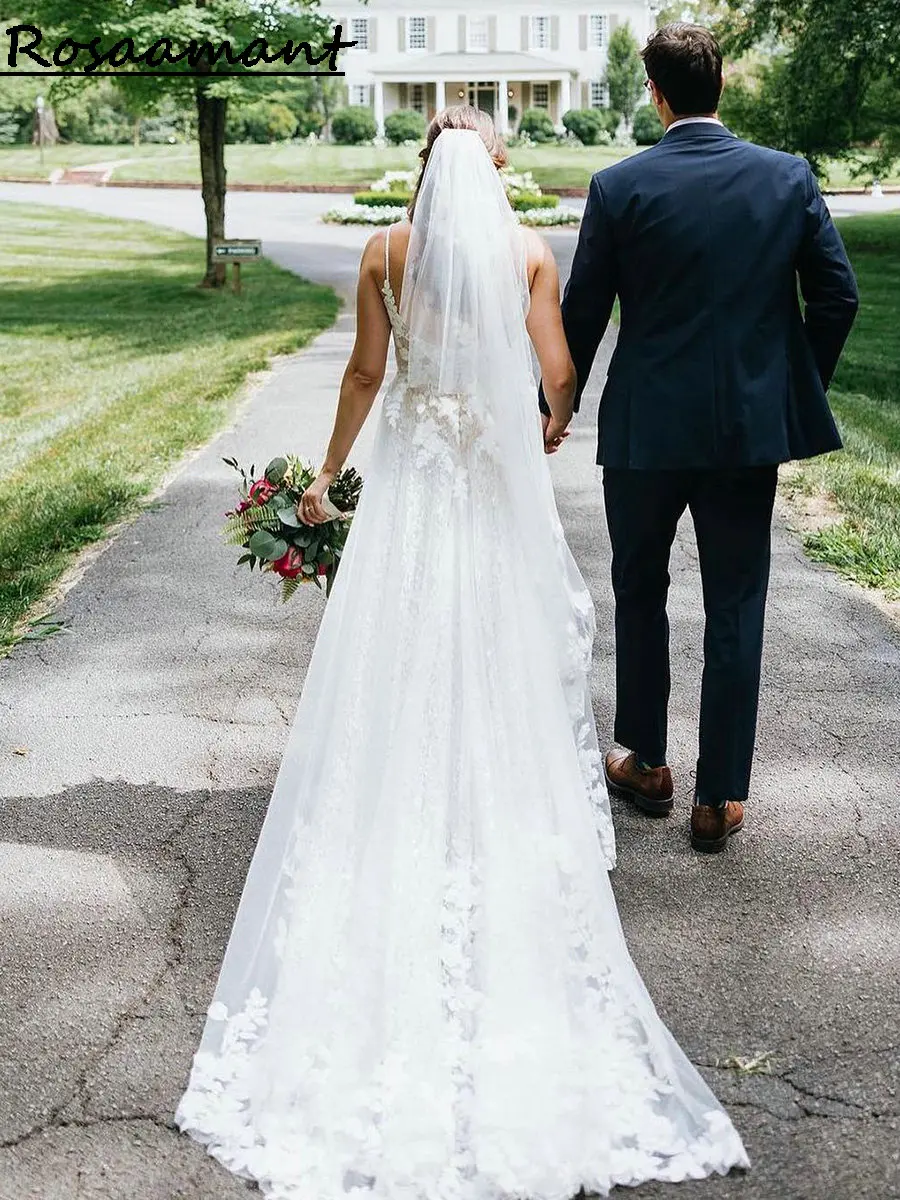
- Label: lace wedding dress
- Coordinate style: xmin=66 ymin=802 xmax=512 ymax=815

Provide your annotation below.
xmin=176 ymin=130 xmax=749 ymax=1199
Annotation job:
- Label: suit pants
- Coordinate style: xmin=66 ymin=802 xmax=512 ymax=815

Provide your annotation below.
xmin=602 ymin=465 xmax=778 ymax=804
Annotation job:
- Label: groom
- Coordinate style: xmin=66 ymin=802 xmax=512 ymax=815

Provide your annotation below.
xmin=543 ymin=23 xmax=859 ymax=852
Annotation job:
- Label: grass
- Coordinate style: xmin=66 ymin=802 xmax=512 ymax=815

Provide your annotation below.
xmin=787 ymin=213 xmax=900 ymax=597
xmin=0 ymin=202 xmax=339 ymax=652
xmin=1 ymin=141 xmax=897 ymax=190
xmin=0 ymin=141 xmax=637 ymax=189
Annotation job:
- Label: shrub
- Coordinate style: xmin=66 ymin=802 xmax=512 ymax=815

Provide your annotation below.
xmin=353 ymin=191 xmax=412 ymax=207
xmin=632 ymin=104 xmax=663 ymax=145
xmin=562 ymin=108 xmax=608 ymax=146
xmin=510 ymin=193 xmax=558 ymax=211
xmin=384 ymin=108 xmax=426 ymax=146
xmin=331 ymin=106 xmax=377 ymax=145
xmin=518 ymin=107 xmax=556 ymax=144
xmin=0 ymin=111 xmax=21 ymax=145
xmin=228 ymin=100 xmax=297 ymax=144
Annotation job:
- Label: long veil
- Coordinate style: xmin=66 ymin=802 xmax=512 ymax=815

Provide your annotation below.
xmin=176 ymin=127 xmax=749 ymax=1200
xmin=401 ymin=129 xmax=614 ymax=857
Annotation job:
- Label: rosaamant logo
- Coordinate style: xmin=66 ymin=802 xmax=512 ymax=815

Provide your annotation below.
xmin=3 ymin=22 xmax=356 ymax=77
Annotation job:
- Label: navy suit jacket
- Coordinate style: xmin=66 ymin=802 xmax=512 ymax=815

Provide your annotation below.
xmin=551 ymin=122 xmax=859 ymax=469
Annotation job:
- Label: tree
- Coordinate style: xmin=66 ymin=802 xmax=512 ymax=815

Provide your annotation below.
xmin=605 ymin=23 xmax=645 ymax=132
xmin=721 ymin=0 xmax=900 ymax=176
xmin=14 ymin=1 xmax=339 ymax=286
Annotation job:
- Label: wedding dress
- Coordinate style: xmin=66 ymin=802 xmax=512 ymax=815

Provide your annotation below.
xmin=176 ymin=129 xmax=749 ymax=1199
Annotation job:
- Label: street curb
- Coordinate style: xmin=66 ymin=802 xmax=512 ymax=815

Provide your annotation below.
xmin=3 ymin=175 xmax=898 ymax=198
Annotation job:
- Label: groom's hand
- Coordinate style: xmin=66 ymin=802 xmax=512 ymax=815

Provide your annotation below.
xmin=542 ymin=412 xmax=570 ymax=455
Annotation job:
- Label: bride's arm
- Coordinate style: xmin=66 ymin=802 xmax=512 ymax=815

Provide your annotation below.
xmin=524 ymin=236 xmax=577 ymax=454
xmin=300 ymin=234 xmax=392 ymax=524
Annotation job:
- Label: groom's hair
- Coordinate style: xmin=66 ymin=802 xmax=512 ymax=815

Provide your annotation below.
xmin=642 ymin=24 xmax=723 ymax=117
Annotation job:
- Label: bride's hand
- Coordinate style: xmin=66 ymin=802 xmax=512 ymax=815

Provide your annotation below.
xmin=543 ymin=412 xmax=571 ymax=455
xmin=298 ymin=471 xmax=336 ymax=525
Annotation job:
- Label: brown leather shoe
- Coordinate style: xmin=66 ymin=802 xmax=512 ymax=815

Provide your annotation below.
xmin=690 ymin=801 xmax=745 ymax=853
xmin=604 ymin=748 xmax=674 ymax=817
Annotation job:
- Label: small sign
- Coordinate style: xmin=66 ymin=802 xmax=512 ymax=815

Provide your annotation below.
xmin=213 ymin=239 xmax=262 ymax=259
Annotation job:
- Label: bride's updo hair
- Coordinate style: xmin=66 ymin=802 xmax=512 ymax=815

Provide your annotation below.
xmin=408 ymin=105 xmax=508 ymax=219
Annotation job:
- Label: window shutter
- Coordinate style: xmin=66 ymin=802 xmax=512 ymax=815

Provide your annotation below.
xmin=427 ymin=17 xmax=436 ymax=51
xmin=609 ymin=14 xmax=620 ymax=34
xmin=367 ymin=18 xmax=377 ymax=53
xmin=579 ymin=15 xmax=587 ymax=51
xmin=580 ymin=81 xmax=589 ymax=107
xmin=522 ymin=82 xmax=531 ymax=108
xmin=400 ymin=82 xmax=408 ymax=107
xmin=551 ymin=16 xmax=560 ymax=50
xmin=521 ymin=16 xmax=530 ymax=51
xmin=458 ymin=15 xmax=466 ymax=51
xmin=398 ymin=16 xmax=406 ymax=51
xmin=488 ymin=16 xmax=497 ymax=51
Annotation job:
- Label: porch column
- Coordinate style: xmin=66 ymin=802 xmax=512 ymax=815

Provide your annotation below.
xmin=497 ymin=77 xmax=510 ymax=134
xmin=558 ymin=73 xmax=571 ymax=123
xmin=374 ymin=79 xmax=385 ymax=137
xmin=435 ymin=78 xmax=446 ymax=112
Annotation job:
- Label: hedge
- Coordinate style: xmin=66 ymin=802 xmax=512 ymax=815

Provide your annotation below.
xmin=353 ymin=191 xmax=413 ymax=207
xmin=511 ymin=193 xmax=558 ymax=211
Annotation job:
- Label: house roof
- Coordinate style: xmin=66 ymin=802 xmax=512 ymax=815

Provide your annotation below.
xmin=371 ymin=51 xmax=575 ymax=78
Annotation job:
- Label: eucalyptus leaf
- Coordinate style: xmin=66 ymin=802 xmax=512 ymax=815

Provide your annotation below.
xmin=265 ymin=456 xmax=288 ymax=484
xmin=249 ymin=530 xmax=288 ymax=562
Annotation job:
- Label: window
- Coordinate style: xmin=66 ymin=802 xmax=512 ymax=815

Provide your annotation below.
xmin=530 ymin=16 xmax=550 ymax=50
xmin=589 ymin=79 xmax=609 ymax=108
xmin=588 ymin=14 xmax=608 ymax=50
xmin=532 ymin=82 xmax=550 ymax=108
xmin=467 ymin=16 xmax=489 ymax=51
xmin=410 ymin=83 xmax=426 ymax=113
xmin=407 ymin=16 xmax=427 ymax=51
xmin=350 ymin=17 xmax=369 ymax=50
xmin=350 ymin=85 xmax=370 ymax=106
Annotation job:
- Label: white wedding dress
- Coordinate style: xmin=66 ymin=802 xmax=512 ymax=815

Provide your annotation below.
xmin=176 ymin=130 xmax=749 ymax=1199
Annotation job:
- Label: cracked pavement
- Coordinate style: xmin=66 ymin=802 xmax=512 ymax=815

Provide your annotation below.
xmin=1 ymin=186 xmax=899 ymax=1199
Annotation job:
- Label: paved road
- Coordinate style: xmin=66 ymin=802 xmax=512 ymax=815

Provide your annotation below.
xmin=1 ymin=185 xmax=899 ymax=1200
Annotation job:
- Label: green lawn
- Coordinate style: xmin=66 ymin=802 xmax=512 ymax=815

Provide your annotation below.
xmin=0 ymin=203 xmax=339 ymax=651
xmin=788 ymin=214 xmax=900 ymax=597
xmin=1 ymin=141 xmax=897 ymax=190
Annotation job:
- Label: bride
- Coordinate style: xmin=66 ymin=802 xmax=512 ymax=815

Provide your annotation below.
xmin=176 ymin=107 xmax=749 ymax=1198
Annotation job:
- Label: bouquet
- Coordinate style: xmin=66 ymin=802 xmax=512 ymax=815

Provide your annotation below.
xmin=222 ymin=455 xmax=363 ymax=599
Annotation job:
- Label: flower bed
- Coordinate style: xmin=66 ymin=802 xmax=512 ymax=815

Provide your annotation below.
xmin=326 ymin=167 xmax=579 ymax=227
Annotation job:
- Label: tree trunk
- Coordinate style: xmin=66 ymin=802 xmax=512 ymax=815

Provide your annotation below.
xmin=133 ymin=116 xmax=141 ymax=147
xmin=196 ymin=85 xmax=228 ymax=288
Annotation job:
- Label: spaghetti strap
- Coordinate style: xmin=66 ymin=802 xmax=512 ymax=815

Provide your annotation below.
xmin=383 ymin=225 xmax=391 ymax=291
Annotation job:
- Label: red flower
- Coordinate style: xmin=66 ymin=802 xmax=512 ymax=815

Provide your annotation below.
xmin=237 ymin=498 xmax=251 ymax=513
xmin=272 ymin=547 xmax=304 ymax=579
xmin=317 ymin=563 xmax=328 ymax=577
xmin=249 ymin=479 xmax=277 ymax=506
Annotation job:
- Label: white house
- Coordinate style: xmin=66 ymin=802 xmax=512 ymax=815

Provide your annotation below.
xmin=337 ymin=1 xmax=654 ymax=135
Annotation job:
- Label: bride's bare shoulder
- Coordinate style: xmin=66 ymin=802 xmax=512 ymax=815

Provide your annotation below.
xmin=361 ymin=222 xmax=410 ymax=275
xmin=522 ymin=227 xmax=550 ymax=286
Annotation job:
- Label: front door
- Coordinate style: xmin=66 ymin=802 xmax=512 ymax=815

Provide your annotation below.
xmin=467 ymin=82 xmax=496 ymax=117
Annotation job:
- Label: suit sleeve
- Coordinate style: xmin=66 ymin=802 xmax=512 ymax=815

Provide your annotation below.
xmin=539 ymin=174 xmax=617 ymax=416
xmin=796 ymin=163 xmax=859 ymax=389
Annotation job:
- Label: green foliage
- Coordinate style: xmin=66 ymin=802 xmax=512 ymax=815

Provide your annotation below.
xmin=227 ymin=100 xmax=297 ymax=144
xmin=632 ymin=104 xmax=663 ymax=145
xmin=722 ymin=0 xmax=900 ymax=175
xmin=510 ymin=193 xmax=558 ymax=210
xmin=606 ymin=24 xmax=645 ymax=126
xmin=331 ymin=106 xmax=377 ymax=145
xmin=353 ymin=191 xmax=411 ymax=206
xmin=562 ymin=108 xmax=611 ymax=146
xmin=788 ymin=214 xmax=900 ymax=596
xmin=0 ymin=202 xmax=338 ymax=649
xmin=383 ymin=108 xmax=426 ymax=145
xmin=518 ymin=108 xmax=556 ymax=144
